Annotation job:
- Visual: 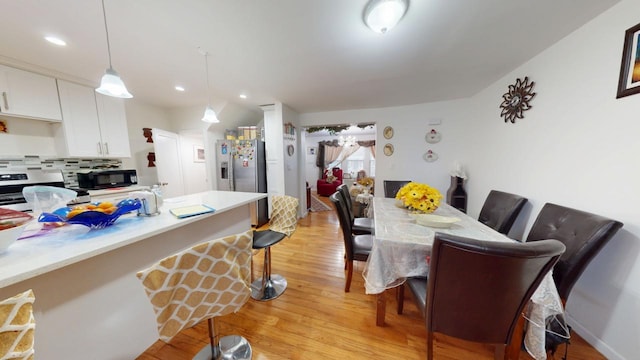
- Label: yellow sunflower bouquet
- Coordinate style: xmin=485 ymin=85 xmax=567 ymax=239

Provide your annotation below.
xmin=395 ymin=182 xmax=443 ymax=214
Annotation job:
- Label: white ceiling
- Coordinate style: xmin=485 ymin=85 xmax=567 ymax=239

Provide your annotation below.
xmin=0 ymin=0 xmax=619 ymax=114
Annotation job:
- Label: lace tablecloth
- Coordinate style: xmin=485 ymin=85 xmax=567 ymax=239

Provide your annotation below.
xmin=362 ymin=198 xmax=563 ymax=360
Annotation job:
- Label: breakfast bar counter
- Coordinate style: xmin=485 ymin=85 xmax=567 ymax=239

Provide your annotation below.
xmin=0 ymin=190 xmax=266 ymax=360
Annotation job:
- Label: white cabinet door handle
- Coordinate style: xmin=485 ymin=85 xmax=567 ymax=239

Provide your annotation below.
xmin=104 ymin=142 xmax=109 ymax=155
xmin=2 ymin=92 xmax=8 ymax=110
xmin=97 ymin=142 xmax=103 ymax=155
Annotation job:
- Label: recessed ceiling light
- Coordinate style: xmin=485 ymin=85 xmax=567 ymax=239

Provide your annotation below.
xmin=239 ymin=94 xmax=247 ymax=99
xmin=45 ymin=36 xmax=66 ymax=46
xmin=175 ymin=86 xmax=185 ymax=92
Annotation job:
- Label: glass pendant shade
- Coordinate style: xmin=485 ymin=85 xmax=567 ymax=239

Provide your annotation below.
xmin=96 ymin=67 xmax=132 ymax=98
xmin=202 ymin=105 xmax=220 ymax=123
xmin=200 ymin=51 xmax=220 ymax=123
xmin=364 ymin=0 xmax=408 ymax=34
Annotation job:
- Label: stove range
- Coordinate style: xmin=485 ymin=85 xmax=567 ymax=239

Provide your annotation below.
xmin=0 ymin=169 xmax=90 ymax=212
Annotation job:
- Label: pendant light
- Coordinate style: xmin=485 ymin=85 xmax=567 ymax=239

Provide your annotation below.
xmin=201 ymin=51 xmax=220 ymax=123
xmin=95 ymin=0 xmax=132 ymax=98
xmin=363 ymin=0 xmax=409 ymax=34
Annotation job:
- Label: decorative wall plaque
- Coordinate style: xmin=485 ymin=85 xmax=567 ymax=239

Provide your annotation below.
xmin=425 ymin=129 xmax=441 ymax=144
xmin=383 ymin=126 xmax=394 ymax=139
xmin=499 ymin=77 xmax=536 ymax=123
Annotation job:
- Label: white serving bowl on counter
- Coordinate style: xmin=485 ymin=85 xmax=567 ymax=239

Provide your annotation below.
xmin=0 ymin=208 xmax=34 ymax=253
xmin=0 ymin=221 xmax=31 ymax=253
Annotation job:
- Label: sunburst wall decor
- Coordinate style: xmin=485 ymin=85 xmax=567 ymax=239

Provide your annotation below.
xmin=499 ymin=77 xmax=536 ymax=123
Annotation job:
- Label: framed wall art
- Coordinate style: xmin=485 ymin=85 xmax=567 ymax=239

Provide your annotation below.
xmin=193 ymin=145 xmax=205 ymax=162
xmin=616 ymin=22 xmax=640 ymax=98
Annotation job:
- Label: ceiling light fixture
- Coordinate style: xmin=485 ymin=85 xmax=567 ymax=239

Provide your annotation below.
xmin=175 ymin=86 xmax=185 ymax=92
xmin=200 ymin=50 xmax=220 ymax=123
xmin=338 ymin=135 xmax=357 ymax=147
xmin=45 ymin=36 xmax=66 ymax=46
xmin=239 ymin=94 xmax=247 ymax=99
xmin=363 ymin=0 xmax=409 ymax=34
xmin=95 ymin=0 xmax=132 ymax=98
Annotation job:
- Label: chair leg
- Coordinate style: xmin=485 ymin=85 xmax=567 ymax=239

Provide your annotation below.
xmin=345 ymin=260 xmax=353 ymax=292
xmin=192 ymin=318 xmax=252 ymax=360
xmin=427 ymin=331 xmax=434 ymax=360
xmin=250 ymin=246 xmax=287 ymax=301
xmin=396 ymin=284 xmax=405 ymax=314
xmin=494 ymin=344 xmax=506 ymax=360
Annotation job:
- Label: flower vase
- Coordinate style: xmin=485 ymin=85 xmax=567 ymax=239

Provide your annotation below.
xmin=446 ymin=176 xmax=467 ymax=213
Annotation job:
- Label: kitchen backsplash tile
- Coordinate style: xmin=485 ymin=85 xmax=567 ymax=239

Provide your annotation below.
xmin=0 ymin=156 xmax=122 ymax=188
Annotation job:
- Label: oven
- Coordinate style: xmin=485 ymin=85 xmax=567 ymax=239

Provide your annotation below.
xmin=0 ymin=169 xmax=90 ymax=212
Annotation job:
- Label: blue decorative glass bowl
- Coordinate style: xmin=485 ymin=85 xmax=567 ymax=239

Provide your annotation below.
xmin=38 ymin=198 xmax=142 ymax=229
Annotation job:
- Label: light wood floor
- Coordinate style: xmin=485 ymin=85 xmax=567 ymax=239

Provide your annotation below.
xmin=138 ymin=194 xmax=606 ymax=360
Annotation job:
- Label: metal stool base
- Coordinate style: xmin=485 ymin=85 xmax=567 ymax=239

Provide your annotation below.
xmin=193 ymin=335 xmax=252 ymax=360
xmin=250 ymin=274 xmax=287 ymax=301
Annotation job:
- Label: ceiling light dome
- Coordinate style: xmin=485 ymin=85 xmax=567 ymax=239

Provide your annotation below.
xmin=363 ymin=0 xmax=409 ymax=34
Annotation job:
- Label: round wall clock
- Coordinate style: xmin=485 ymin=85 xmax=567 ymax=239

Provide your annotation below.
xmin=499 ymin=76 xmax=536 ymax=123
xmin=287 ymin=144 xmax=294 ymax=156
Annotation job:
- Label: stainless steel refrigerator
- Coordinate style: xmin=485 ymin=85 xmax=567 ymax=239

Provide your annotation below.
xmin=216 ymin=139 xmax=268 ymax=227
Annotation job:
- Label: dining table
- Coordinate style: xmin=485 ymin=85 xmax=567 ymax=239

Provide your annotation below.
xmin=362 ymin=197 xmax=565 ymax=360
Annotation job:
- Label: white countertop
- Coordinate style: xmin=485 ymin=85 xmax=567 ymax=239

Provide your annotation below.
xmin=87 ymin=185 xmax=148 ymax=197
xmin=0 ymin=191 xmax=266 ymax=288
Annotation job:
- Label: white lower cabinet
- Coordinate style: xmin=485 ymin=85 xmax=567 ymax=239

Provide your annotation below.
xmin=55 ymin=80 xmax=130 ymax=158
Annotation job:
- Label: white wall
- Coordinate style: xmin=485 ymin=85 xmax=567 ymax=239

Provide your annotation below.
xmin=122 ymin=100 xmax=172 ymax=186
xmin=304 ymin=130 xmax=376 ymax=188
xmin=178 ymin=131 xmax=208 ymax=194
xmin=457 ymin=2 xmax=640 ymax=359
xmin=0 ymin=116 xmax=57 ymax=156
xmin=300 ymin=100 xmax=470 ymax=196
xmin=168 ymin=103 xmax=263 ymax=192
xmin=282 ymin=103 xmax=300 ymax=200
xmin=302 ymin=1 xmax=640 ymax=358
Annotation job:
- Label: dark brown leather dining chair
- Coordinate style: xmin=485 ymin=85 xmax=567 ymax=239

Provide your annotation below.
xmin=526 ymin=203 xmax=623 ymax=305
xmin=478 ymin=190 xmax=528 ymax=235
xmin=383 ymin=180 xmax=411 ymax=198
xmin=329 ymin=192 xmax=373 ymax=292
xmin=420 ymin=233 xmax=565 ymax=360
xmin=336 ymin=184 xmax=374 ymax=235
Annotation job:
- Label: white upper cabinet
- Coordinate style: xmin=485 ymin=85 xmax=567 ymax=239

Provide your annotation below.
xmin=95 ymin=92 xmax=131 ymax=158
xmin=56 ymin=80 xmax=131 ymax=158
xmin=0 ymin=64 xmax=62 ymax=121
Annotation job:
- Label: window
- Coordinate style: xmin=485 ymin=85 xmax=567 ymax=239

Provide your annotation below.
xmin=343 ymin=147 xmax=375 ymax=177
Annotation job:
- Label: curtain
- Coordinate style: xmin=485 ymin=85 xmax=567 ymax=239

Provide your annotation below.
xmin=316 ymin=139 xmax=376 ymax=177
xmin=317 ymin=140 xmax=342 ymax=177
xmin=357 ymin=140 xmax=375 ymax=159
xmin=324 ymin=145 xmax=343 ymax=168
xmin=340 ymin=144 xmax=360 ymax=162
